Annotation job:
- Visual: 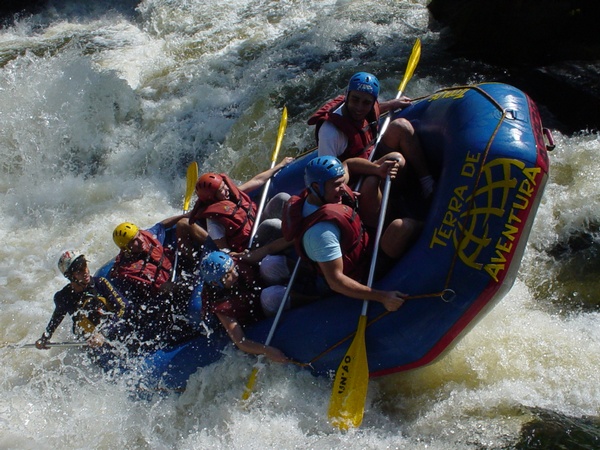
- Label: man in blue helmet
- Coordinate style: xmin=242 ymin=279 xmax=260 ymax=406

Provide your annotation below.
xmin=308 ymin=72 xmax=435 ymax=200
xmin=199 ymin=243 xmax=292 ymax=363
xmin=282 ymin=156 xmax=422 ymax=312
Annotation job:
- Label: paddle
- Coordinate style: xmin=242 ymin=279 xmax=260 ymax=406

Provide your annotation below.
xmin=241 ymin=258 xmax=301 ymax=400
xmin=328 ymin=39 xmax=421 ymax=430
xmin=171 ymin=161 xmax=199 ymax=281
xmin=184 ymin=162 xmax=199 ymax=213
xmin=247 ymin=106 xmax=288 ymax=248
xmin=328 ymin=172 xmax=393 ymax=429
xmin=327 ymin=40 xmax=421 ymax=429
xmin=2 ymin=341 xmax=87 ymax=350
xmin=375 ymin=37 xmax=421 ymax=148
xmin=353 ymin=38 xmax=421 ymax=194
xmin=327 ymin=40 xmax=422 ymax=427
xmin=241 ymin=106 xmax=290 ymax=401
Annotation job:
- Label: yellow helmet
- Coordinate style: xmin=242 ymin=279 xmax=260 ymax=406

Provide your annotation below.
xmin=113 ymin=222 xmax=139 ymax=250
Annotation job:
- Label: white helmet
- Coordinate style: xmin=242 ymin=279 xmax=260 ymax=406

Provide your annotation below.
xmin=58 ymin=250 xmax=86 ymax=278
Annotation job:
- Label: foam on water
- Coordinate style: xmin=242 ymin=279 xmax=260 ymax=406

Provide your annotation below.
xmin=0 ymin=0 xmax=598 ymax=448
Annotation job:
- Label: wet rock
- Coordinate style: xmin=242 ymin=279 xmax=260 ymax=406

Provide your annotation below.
xmin=0 ymin=1 xmax=142 ymax=26
xmin=522 ymin=62 xmax=600 ymax=133
xmin=427 ymin=0 xmax=600 ymax=65
xmin=427 ymin=0 xmax=600 ymax=133
xmin=0 ymin=0 xmax=46 ymax=23
xmin=515 ymin=408 xmax=600 ymax=449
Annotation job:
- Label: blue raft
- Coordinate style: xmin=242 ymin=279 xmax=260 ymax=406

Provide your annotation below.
xmin=101 ymin=82 xmax=552 ymax=391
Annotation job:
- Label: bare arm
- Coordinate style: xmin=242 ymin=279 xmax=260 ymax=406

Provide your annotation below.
xmin=216 ymin=313 xmax=289 ymax=363
xmin=159 ymin=213 xmax=189 ymax=229
xmin=317 ymin=258 xmax=406 ymax=312
xmin=36 ymin=304 xmax=68 ymax=349
xmin=211 ymin=237 xmax=229 ymax=251
xmin=379 ymin=96 xmax=412 ymax=114
xmin=238 ymin=156 xmax=294 ymax=193
xmin=345 ymin=157 xmax=400 ymax=180
xmin=233 ymin=237 xmax=293 ymax=264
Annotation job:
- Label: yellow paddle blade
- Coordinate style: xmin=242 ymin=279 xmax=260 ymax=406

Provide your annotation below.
xmin=328 ymin=315 xmax=369 ymax=430
xmin=183 ymin=161 xmax=198 ymax=212
xmin=242 ymin=366 xmax=259 ymax=401
xmin=398 ymin=38 xmax=421 ymax=94
xmin=270 ymin=106 xmax=288 ymax=163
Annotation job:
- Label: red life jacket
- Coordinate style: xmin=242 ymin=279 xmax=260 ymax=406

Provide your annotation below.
xmin=110 ymin=230 xmax=173 ymax=296
xmin=190 ymin=174 xmax=257 ymax=252
xmin=282 ymin=185 xmax=371 ymax=281
xmin=307 ymin=94 xmax=381 ymax=161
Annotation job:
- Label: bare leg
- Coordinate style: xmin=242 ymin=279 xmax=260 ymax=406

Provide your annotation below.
xmin=381 ymin=118 xmax=435 ymax=198
xmin=380 ymin=217 xmax=423 ymax=259
xmin=357 ymin=175 xmax=382 ymax=228
xmin=358 ymin=152 xmax=404 ymax=228
xmin=381 ymin=118 xmax=430 ymax=178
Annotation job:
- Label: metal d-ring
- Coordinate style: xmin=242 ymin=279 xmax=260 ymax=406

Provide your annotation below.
xmin=441 ymin=289 xmax=456 ymax=303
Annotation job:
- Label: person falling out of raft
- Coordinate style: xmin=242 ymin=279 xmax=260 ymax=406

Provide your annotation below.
xmin=282 ymin=156 xmax=422 ymax=312
xmin=199 ymin=239 xmax=296 ymax=363
xmin=109 ymin=214 xmax=198 ymax=346
xmin=36 ymin=250 xmax=133 ymax=350
xmin=175 ymin=156 xmax=295 ymax=258
xmin=309 ymin=71 xmax=435 ymax=223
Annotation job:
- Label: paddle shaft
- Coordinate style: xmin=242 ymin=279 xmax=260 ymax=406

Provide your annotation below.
xmin=248 ymin=107 xmax=288 ymax=248
xmin=247 ymin=164 xmax=275 ymax=249
xmin=241 ymin=258 xmax=301 ymax=401
xmin=265 ymin=258 xmax=300 ymax=346
xmin=360 ymin=172 xmax=392 ymax=316
xmin=3 ymin=341 xmax=88 ymax=349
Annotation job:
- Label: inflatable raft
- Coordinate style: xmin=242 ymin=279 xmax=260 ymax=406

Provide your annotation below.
xmin=100 ymin=82 xmax=552 ymax=391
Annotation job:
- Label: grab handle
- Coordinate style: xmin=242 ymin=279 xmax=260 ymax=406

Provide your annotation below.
xmin=543 ymin=128 xmax=555 ymax=151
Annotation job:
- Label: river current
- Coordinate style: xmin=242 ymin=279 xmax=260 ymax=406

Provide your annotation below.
xmin=0 ymin=1 xmax=598 ymax=448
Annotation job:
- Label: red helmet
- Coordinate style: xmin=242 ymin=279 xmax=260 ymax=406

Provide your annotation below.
xmin=196 ymin=173 xmax=223 ymax=203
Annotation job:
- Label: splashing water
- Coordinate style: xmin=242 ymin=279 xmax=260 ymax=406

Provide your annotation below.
xmin=0 ymin=1 xmax=598 ymax=448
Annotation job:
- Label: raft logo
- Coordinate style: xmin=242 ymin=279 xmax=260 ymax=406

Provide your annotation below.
xmin=428 ymin=88 xmax=469 ymax=102
xmin=430 ymin=153 xmax=542 ymax=282
xmin=335 ymin=355 xmax=352 ymax=394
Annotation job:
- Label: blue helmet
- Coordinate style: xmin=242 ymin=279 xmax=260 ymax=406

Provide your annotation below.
xmin=304 ymin=156 xmax=345 ymax=198
xmin=346 ymin=72 xmax=379 ymax=100
xmin=201 ymin=251 xmax=234 ymax=288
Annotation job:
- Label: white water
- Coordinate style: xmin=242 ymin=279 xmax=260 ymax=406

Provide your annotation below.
xmin=1 ymin=1 xmax=599 ymax=448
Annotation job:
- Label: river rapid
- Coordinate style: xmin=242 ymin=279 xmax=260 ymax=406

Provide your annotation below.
xmin=0 ymin=1 xmax=599 ymax=448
